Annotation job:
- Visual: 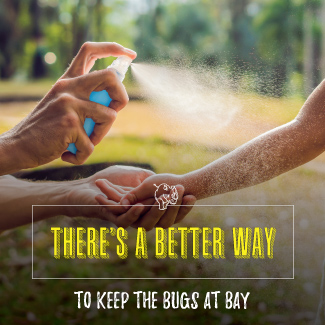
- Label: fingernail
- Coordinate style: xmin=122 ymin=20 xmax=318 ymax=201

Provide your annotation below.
xmin=124 ymin=48 xmax=137 ymax=56
xmin=121 ymin=199 xmax=130 ymax=206
xmin=95 ymin=179 xmax=105 ymax=185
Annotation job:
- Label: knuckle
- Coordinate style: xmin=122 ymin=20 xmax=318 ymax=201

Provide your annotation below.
xmin=85 ymin=142 xmax=95 ymax=156
xmin=129 ymin=193 xmax=138 ymax=205
xmin=81 ymin=41 xmax=92 ymax=52
xmin=63 ymin=159 xmax=73 ymax=165
xmin=99 ymin=106 xmax=115 ymax=122
xmin=110 ymin=42 xmax=122 ymax=51
xmin=62 ymin=112 xmax=79 ymax=129
xmin=52 ymin=79 xmax=68 ymax=94
xmin=141 ymin=169 xmax=155 ymax=179
xmin=76 ymin=144 xmax=94 ymax=164
xmin=108 ymin=109 xmax=117 ymax=121
xmin=124 ymin=211 xmax=140 ymax=227
xmin=126 ymin=213 xmax=138 ymax=224
xmin=58 ymin=93 xmax=74 ymax=107
xmin=75 ymin=157 xmax=86 ymax=165
xmin=120 ymin=94 xmax=129 ymax=107
xmin=104 ymin=68 xmax=117 ymax=80
xmin=100 ymin=207 xmax=108 ymax=217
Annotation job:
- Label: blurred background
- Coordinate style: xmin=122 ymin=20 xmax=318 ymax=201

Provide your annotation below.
xmin=0 ymin=0 xmax=325 ymax=324
xmin=1 ymin=0 xmax=325 ymax=97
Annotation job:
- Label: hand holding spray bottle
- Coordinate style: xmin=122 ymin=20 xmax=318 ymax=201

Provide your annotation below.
xmin=67 ymin=55 xmax=133 ymax=154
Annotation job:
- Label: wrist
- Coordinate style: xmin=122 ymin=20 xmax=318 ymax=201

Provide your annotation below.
xmin=0 ymin=177 xmax=76 ymax=230
xmin=33 ymin=181 xmax=74 ymax=220
xmin=180 ymin=172 xmax=203 ymax=199
xmin=0 ymin=131 xmax=28 ymax=175
xmin=157 ymin=173 xmax=192 ymax=195
xmin=61 ymin=178 xmax=91 ymax=217
xmin=25 ymin=179 xmax=90 ymax=221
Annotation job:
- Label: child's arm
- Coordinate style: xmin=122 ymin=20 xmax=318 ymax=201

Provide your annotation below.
xmin=119 ymin=79 xmax=325 ymax=203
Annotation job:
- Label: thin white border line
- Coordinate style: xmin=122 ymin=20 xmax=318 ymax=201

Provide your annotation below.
xmin=32 ymin=205 xmax=294 ymax=207
xmin=32 ymin=278 xmax=294 ymax=280
xmin=31 ymin=205 xmax=294 ymax=280
xmin=32 ymin=204 xmax=34 ymax=280
xmin=293 ymin=205 xmax=295 ymax=279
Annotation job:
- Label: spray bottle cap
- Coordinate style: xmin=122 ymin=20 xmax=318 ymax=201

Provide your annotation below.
xmin=108 ymin=55 xmax=133 ymax=82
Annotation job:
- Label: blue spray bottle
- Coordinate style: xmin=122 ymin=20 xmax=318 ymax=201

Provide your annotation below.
xmin=67 ymin=55 xmax=133 ymax=154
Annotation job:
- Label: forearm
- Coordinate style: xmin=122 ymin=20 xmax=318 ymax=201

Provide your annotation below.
xmin=181 ymin=78 xmax=325 ymax=199
xmin=0 ymin=131 xmax=27 ymax=176
xmin=0 ymin=175 xmax=73 ymax=230
xmin=182 ymin=119 xmax=325 ymax=199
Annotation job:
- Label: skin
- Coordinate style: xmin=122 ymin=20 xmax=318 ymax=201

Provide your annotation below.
xmin=0 ymin=165 xmax=195 ymax=231
xmin=96 ymin=78 xmax=325 ymax=227
xmin=0 ymin=42 xmax=137 ymax=176
xmin=0 ymin=42 xmax=194 ymax=230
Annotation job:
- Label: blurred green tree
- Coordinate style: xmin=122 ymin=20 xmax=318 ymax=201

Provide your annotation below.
xmin=134 ymin=1 xmax=222 ymax=64
xmin=0 ymin=0 xmax=324 ymax=97
xmin=253 ymin=0 xmax=321 ymax=96
xmin=0 ymin=0 xmax=135 ymax=79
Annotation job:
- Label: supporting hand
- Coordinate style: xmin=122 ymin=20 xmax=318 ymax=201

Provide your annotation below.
xmin=95 ymin=173 xmax=196 ymax=230
xmin=64 ymin=165 xmax=155 ymax=223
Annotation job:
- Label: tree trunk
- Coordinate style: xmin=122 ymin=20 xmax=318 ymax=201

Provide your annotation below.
xmin=228 ymin=0 xmax=248 ymax=60
xmin=303 ymin=7 xmax=314 ymax=96
xmin=320 ymin=0 xmax=325 ymax=79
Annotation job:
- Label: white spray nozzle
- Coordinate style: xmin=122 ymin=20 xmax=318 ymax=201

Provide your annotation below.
xmin=108 ymin=55 xmax=133 ymax=82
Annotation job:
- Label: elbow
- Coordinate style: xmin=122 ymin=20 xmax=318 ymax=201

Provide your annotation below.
xmin=293 ymin=116 xmax=325 ymax=153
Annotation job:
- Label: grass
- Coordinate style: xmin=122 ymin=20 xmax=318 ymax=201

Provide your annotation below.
xmin=0 ymin=79 xmax=54 ymax=97
xmin=0 ymin=83 xmax=323 ymax=324
xmin=0 ymin=134 xmax=324 ymax=324
xmin=0 ymin=79 xmax=137 ymax=99
xmin=39 ymin=135 xmax=223 ymax=175
xmin=0 ymin=80 xmax=303 ymax=123
xmin=238 ymin=93 xmax=305 ymax=125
